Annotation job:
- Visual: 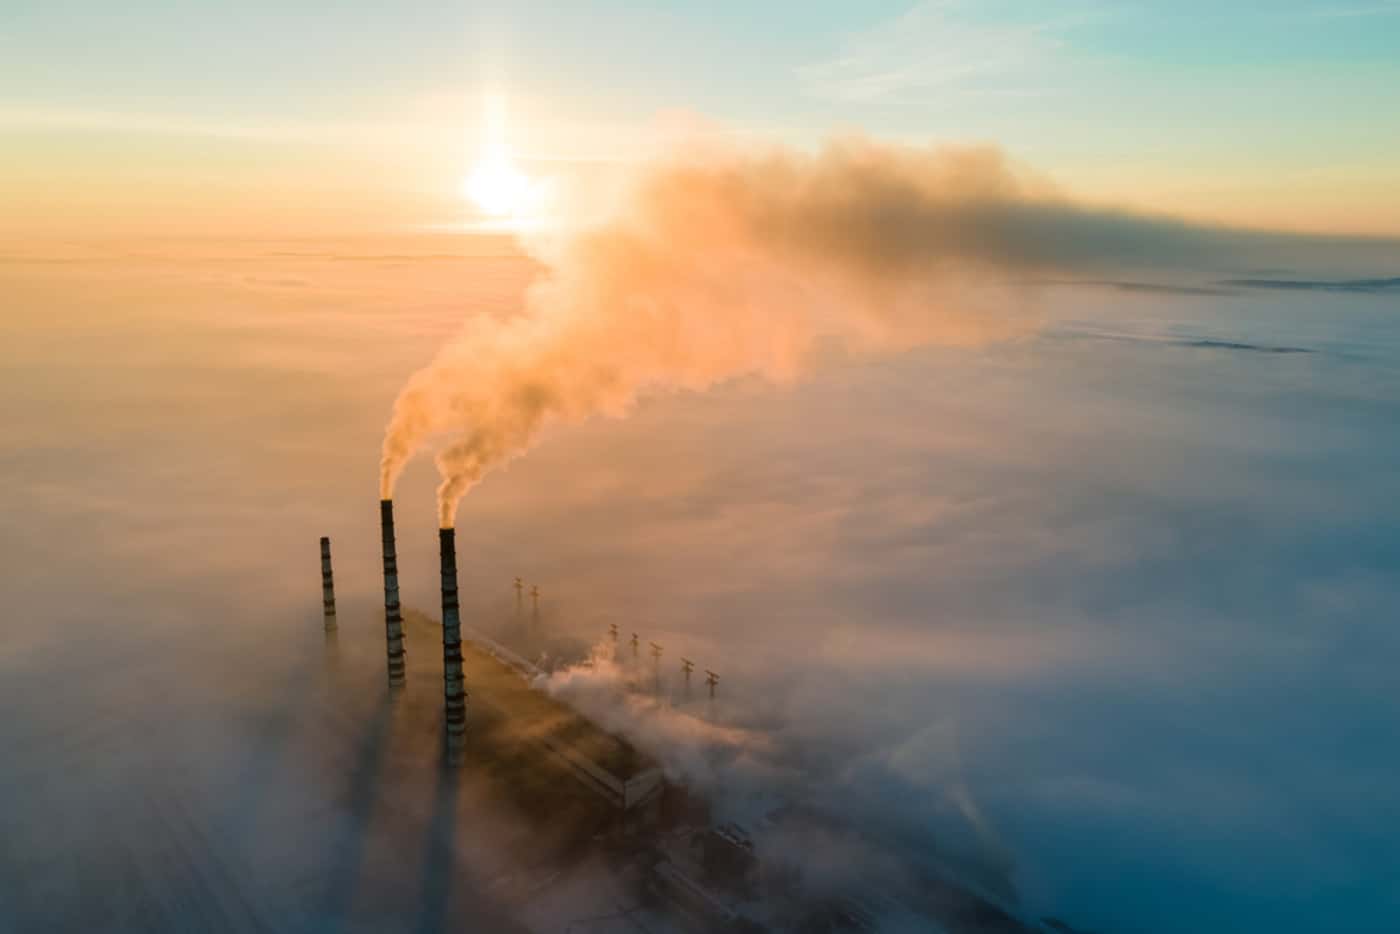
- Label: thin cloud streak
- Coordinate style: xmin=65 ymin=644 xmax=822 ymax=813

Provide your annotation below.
xmin=799 ymin=1 xmax=1090 ymax=102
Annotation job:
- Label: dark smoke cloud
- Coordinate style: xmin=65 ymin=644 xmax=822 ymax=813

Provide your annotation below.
xmin=379 ymin=137 xmax=1379 ymax=525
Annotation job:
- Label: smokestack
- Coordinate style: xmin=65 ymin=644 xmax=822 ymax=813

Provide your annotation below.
xmin=439 ymin=527 xmax=467 ymax=764
xmin=380 ymin=500 xmax=406 ymax=688
xmin=319 ymin=536 xmax=337 ymax=631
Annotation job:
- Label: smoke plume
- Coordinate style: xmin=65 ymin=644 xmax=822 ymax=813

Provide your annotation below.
xmin=380 ymin=137 xmax=1239 ymax=526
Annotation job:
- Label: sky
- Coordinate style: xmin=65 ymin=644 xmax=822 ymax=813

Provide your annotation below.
xmin=4 ymin=0 xmax=1400 ymax=235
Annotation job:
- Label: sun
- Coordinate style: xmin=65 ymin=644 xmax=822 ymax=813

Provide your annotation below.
xmin=459 ymin=91 xmax=547 ymax=227
xmin=463 ymin=150 xmax=532 ymax=219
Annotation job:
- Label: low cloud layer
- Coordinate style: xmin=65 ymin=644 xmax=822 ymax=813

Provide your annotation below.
xmin=7 ymin=239 xmax=1400 ymax=932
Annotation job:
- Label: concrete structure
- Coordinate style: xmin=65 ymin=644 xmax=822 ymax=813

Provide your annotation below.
xmin=439 ymin=528 xmax=467 ymax=764
xmin=702 ymin=823 xmax=757 ymax=888
xmin=401 ymin=611 xmax=664 ymax=811
xmin=319 ymin=536 xmax=337 ymax=630
xmin=379 ymin=500 xmax=406 ymax=687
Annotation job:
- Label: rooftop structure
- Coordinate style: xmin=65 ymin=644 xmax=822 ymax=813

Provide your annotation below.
xmin=401 ymin=610 xmax=663 ymax=811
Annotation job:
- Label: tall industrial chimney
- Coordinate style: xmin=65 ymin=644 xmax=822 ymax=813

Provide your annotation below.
xmin=380 ymin=500 xmax=406 ymax=687
xmin=319 ymin=536 xmax=337 ymax=631
xmin=439 ymin=527 xmax=467 ymax=764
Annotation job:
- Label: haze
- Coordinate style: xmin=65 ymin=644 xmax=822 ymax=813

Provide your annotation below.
xmin=3 ymin=3 xmax=1399 ymax=934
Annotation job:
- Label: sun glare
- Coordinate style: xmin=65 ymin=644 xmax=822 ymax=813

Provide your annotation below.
xmin=463 ymin=150 xmax=531 ymax=219
xmin=458 ymin=91 xmax=551 ymax=229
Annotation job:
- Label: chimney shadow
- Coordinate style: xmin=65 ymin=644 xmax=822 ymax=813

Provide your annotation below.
xmin=318 ymin=686 xmax=398 ymax=924
xmin=412 ymin=753 xmax=462 ymax=932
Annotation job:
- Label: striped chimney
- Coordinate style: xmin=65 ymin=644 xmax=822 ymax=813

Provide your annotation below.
xmin=439 ymin=527 xmax=467 ymax=764
xmin=319 ymin=536 xmax=337 ymax=630
xmin=380 ymin=500 xmax=406 ymax=687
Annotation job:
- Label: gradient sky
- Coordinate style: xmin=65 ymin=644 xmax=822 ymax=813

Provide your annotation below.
xmin=4 ymin=0 xmax=1400 ymax=235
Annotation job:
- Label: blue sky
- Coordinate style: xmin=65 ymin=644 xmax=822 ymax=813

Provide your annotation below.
xmin=3 ymin=1 xmax=1399 ymax=233
xmin=7 ymin=1 xmax=1397 ymax=116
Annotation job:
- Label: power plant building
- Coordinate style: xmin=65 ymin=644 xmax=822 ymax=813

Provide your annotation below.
xmin=401 ymin=610 xmax=663 ymax=812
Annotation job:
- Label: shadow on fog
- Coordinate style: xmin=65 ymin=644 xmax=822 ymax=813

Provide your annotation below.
xmin=413 ymin=759 xmax=461 ymax=933
xmin=319 ymin=686 xmax=399 ymax=925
